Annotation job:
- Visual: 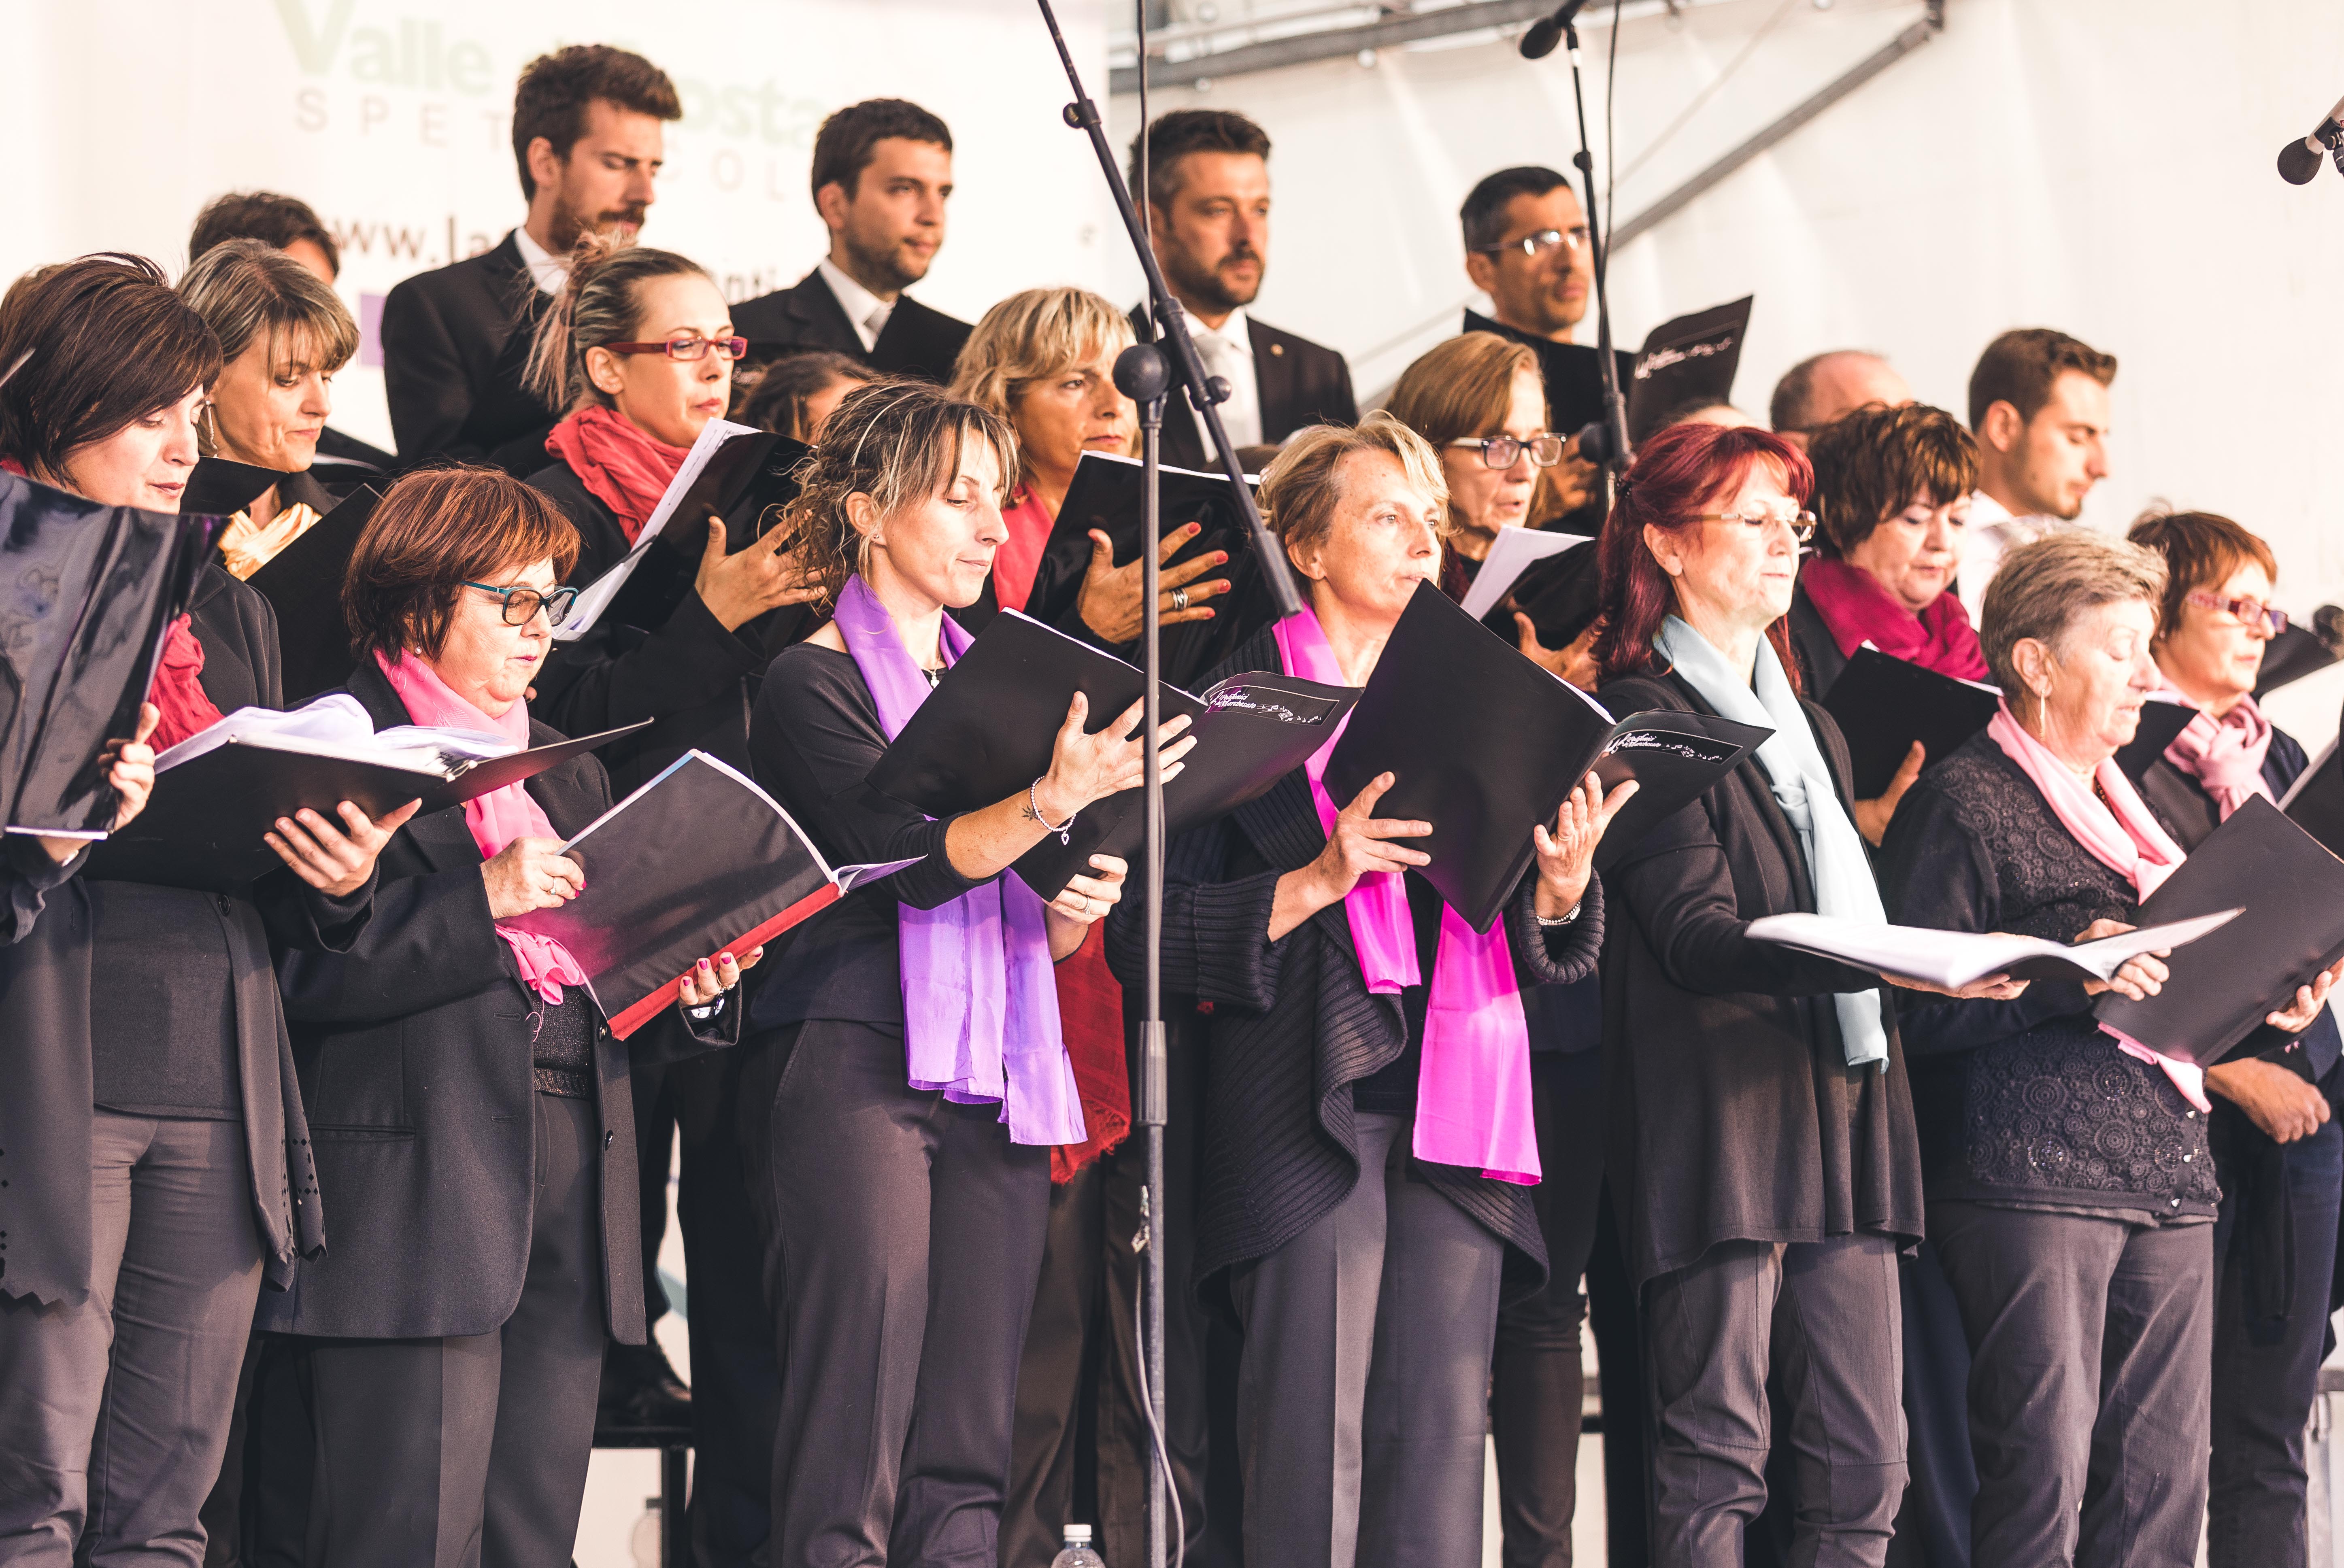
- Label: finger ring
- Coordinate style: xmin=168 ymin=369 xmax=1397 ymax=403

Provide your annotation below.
xmin=1171 ymin=588 xmax=1189 ymax=611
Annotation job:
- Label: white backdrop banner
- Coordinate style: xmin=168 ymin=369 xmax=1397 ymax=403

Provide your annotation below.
xmin=2 ymin=0 xmax=1113 ymax=453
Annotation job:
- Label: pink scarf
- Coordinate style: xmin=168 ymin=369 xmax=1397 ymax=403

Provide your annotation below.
xmin=1274 ymin=608 xmax=1539 ymax=1184
xmin=1800 ymin=556 xmax=1989 ymax=680
xmin=2161 ymin=690 xmax=2274 ymax=820
xmin=1987 ymin=701 xmax=2207 ymax=1110
xmin=376 ymin=650 xmax=589 ymax=1005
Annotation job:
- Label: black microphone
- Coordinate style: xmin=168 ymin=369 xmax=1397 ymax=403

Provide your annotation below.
xmin=2276 ymin=95 xmax=2344 ymax=184
xmin=1519 ymin=0 xmax=1590 ymax=60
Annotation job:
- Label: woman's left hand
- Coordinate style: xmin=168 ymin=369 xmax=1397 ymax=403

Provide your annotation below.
xmin=1049 ymin=855 xmax=1128 ymax=928
xmin=2267 ymin=955 xmax=2344 ymax=1034
xmin=1532 ymin=771 xmax=1638 ymax=920
xmin=1077 ymin=523 xmax=1232 ymax=644
xmin=266 ymin=799 xmax=422 ymax=897
xmin=677 ymin=945 xmax=765 ymax=1009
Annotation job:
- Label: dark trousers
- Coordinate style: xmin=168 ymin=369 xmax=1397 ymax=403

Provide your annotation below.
xmin=299 ymin=1093 xmax=607 ymax=1568
xmin=1001 ymin=1162 xmax=1104 ymax=1568
xmin=1883 ymin=1240 xmax=1977 ymax=1568
xmin=1585 ymin=1188 xmax=1651 ymax=1568
xmin=1228 ymin=1112 xmax=1506 ymax=1566
xmin=669 ymin=1047 xmax=783 ymax=1568
xmin=740 ymin=1020 xmax=1051 ymax=1568
xmin=2207 ymin=1106 xmax=2344 ymax=1568
xmin=1642 ymin=1232 xmax=1905 ymax=1568
xmin=1491 ymin=1047 xmax=1606 ymax=1568
xmin=0 ymin=1114 xmax=264 ymax=1568
xmin=1928 ymin=1200 xmax=2213 ymax=1568
xmin=631 ymin=1060 xmax=674 ymax=1329
xmin=1095 ymin=1012 xmax=1236 ymax=1568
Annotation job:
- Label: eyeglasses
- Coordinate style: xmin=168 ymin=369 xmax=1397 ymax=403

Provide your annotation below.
xmin=1449 ymin=433 xmax=1568 ymax=469
xmin=604 ymin=334 xmax=751 ymax=363
xmin=1474 ymin=226 xmax=1591 ymax=260
xmin=1693 ymin=507 xmax=1818 ymax=543
xmin=464 ymin=581 xmax=581 ymax=626
xmin=2186 ymin=590 xmax=2289 ymax=636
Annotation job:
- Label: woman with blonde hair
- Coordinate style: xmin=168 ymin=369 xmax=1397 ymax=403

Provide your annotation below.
xmin=950 ymin=285 xmax=1231 ymax=640
xmin=177 ymin=237 xmax=365 ymax=576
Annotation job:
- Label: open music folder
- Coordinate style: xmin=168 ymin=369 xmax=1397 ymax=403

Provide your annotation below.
xmin=506 ymin=750 xmax=913 ymax=1038
xmin=1323 ymin=582 xmax=1771 ymax=932
xmin=866 ymin=609 xmax=1359 ymax=901
xmin=1748 ymin=908 xmax=2240 ymax=990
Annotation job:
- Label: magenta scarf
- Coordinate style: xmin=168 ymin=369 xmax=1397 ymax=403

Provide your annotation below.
xmin=376 ymin=650 xmax=589 ymax=1005
xmin=1273 ymin=608 xmax=1539 ymax=1184
xmin=1800 ymin=556 xmax=1989 ymax=680
xmin=832 ymin=576 xmax=1083 ymax=1145
xmin=1987 ymin=701 xmax=2208 ymax=1111
xmin=2161 ymin=690 xmax=2274 ymax=820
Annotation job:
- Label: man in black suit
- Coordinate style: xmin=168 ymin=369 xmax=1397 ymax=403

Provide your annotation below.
xmin=732 ymin=100 xmax=972 ymax=385
xmin=378 ymin=46 xmax=679 ymax=470
xmin=1458 ymin=166 xmax=1631 ymax=487
xmin=1124 ymin=108 xmax=1357 ymax=471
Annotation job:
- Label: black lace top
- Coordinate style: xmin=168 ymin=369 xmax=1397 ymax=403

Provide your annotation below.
xmin=1877 ymin=734 xmax=2219 ymax=1220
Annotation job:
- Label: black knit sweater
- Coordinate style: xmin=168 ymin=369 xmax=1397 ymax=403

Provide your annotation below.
xmin=1878 ymin=734 xmax=2219 ymax=1219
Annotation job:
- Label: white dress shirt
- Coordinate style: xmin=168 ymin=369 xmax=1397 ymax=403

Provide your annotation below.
xmin=819 ymin=258 xmax=893 ymax=353
xmin=1957 ymin=489 xmax=2084 ymax=614
xmin=1185 ymin=306 xmax=1264 ymax=451
xmin=512 ymin=226 xmax=568 ymax=296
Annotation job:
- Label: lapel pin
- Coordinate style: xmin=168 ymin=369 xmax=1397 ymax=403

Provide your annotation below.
xmin=1269 ymin=343 xmax=1285 ymax=357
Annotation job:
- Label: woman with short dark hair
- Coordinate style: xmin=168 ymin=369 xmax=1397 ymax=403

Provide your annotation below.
xmin=262 ymin=464 xmax=751 ymax=1567
xmin=1592 ymin=420 xmax=2016 ymax=1566
xmin=739 ymin=346 xmax=874 ymax=440
xmin=0 ymin=254 xmax=401 ymax=1566
xmin=1880 ymin=529 xmax=2344 ymax=1566
xmin=2127 ymin=508 xmax=2342 ymax=1564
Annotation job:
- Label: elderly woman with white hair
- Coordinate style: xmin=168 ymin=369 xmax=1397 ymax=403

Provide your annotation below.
xmin=1878 ymin=531 xmax=2344 ymax=1567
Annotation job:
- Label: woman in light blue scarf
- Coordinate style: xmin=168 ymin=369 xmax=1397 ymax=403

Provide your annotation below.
xmin=1586 ymin=421 xmax=2023 ymax=1567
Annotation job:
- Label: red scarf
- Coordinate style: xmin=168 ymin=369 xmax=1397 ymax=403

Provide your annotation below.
xmin=147 ymin=614 xmax=228 ymax=751
xmin=1800 ymin=556 xmax=1989 ymax=681
xmin=993 ymin=488 xmax=1055 ymax=616
xmin=543 ymin=406 xmax=689 ymax=545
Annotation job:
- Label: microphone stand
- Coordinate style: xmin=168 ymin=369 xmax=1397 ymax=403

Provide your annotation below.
xmin=1034 ymin=7 xmax=1305 ymax=1568
xmin=1555 ymin=13 xmax=1634 ymax=484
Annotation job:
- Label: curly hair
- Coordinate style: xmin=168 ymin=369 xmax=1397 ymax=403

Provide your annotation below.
xmin=785 ymin=380 xmax=1017 ymax=608
xmin=1806 ymin=403 xmax=1978 ymax=559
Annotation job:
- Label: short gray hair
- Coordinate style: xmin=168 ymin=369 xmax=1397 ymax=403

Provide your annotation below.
xmin=1980 ymin=531 xmax=2167 ymax=696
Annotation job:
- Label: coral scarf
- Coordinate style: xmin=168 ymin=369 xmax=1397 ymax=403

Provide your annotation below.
xmin=1274 ymin=606 xmax=1539 ymax=1184
xmin=543 ymin=406 xmax=688 ymax=545
xmin=2161 ymin=690 xmax=2275 ymax=820
xmin=1799 ymin=556 xmax=1989 ymax=680
xmin=833 ymin=575 xmax=1085 ymax=1145
xmin=992 ymin=488 xmax=1055 ymax=616
xmin=1986 ymin=701 xmax=2207 ymax=1110
xmin=375 ymin=650 xmax=588 ymax=1005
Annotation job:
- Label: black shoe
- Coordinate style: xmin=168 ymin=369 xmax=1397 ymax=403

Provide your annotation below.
xmin=598 ymin=1338 xmax=692 ymax=1429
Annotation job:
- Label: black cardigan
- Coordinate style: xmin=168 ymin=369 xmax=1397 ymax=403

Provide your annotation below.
xmin=1594 ymin=666 xmax=1923 ymax=1289
xmin=526 ymin=457 xmax=783 ymax=798
xmin=257 ymin=657 xmax=734 ymax=1343
xmin=1104 ymin=627 xmax=1604 ymax=1307
xmin=1878 ymin=733 xmax=2220 ymax=1219
xmin=0 ymin=568 xmax=359 ymax=1307
xmin=1783 ymin=580 xmax=1848 ymax=697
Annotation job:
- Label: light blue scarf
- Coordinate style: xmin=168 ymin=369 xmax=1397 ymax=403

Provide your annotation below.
xmin=1655 ymin=616 xmax=1888 ymax=1068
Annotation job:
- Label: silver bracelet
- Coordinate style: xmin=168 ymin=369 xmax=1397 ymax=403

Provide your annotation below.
xmin=1535 ymin=903 xmax=1580 ymax=928
xmin=1029 ymin=778 xmax=1077 ymax=845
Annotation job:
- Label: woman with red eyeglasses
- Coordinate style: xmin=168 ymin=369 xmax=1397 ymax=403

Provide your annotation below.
xmin=2125 ymin=508 xmax=2342 ymax=1565
xmin=520 ymin=240 xmax=824 ymax=1477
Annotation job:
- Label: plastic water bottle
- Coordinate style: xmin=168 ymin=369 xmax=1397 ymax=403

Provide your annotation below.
xmin=1051 ymin=1522 xmax=1106 ymax=1568
xmin=629 ymin=1496 xmax=663 ymax=1568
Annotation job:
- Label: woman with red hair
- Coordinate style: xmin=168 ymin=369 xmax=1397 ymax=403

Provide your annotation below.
xmin=1590 ymin=422 xmax=2021 ymax=1565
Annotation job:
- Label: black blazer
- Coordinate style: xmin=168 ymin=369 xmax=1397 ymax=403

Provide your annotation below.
xmin=378 ymin=230 xmax=561 ymax=468
xmin=1595 ymin=666 xmax=1923 ymax=1289
xmin=1104 ymin=626 xmax=1603 ymax=1307
xmin=257 ymin=656 xmax=732 ymax=1343
xmin=1784 ymin=580 xmax=1848 ymax=697
xmin=1133 ymin=306 xmax=1360 ymax=470
xmin=732 ymin=266 xmax=973 ymax=385
xmin=0 ymin=569 xmax=354 ymax=1306
xmin=525 ymin=459 xmax=777 ymax=797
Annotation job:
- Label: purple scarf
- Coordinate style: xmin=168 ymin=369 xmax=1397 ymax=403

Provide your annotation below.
xmin=834 ymin=576 xmax=1084 ymax=1145
xmin=1274 ymin=608 xmax=1539 ymax=1184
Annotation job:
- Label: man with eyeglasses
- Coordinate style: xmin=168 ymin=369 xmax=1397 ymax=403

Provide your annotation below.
xmin=1457 ymin=165 xmax=1633 ymax=486
xmin=380 ymin=45 xmax=680 ymax=472
xmin=1123 ymin=109 xmax=1359 ymax=470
